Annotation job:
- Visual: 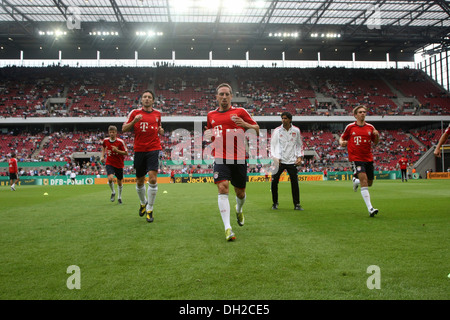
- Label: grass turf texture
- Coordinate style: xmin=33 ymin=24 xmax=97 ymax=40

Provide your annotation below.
xmin=1 ymin=180 xmax=449 ymax=300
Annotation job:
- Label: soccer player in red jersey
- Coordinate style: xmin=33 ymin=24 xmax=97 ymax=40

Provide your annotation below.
xmin=339 ymin=106 xmax=380 ymax=217
xmin=101 ymin=125 xmax=128 ymax=204
xmin=397 ymin=156 xmax=408 ymax=182
xmin=434 ymin=124 xmax=450 ymax=158
xmin=205 ymin=83 xmax=259 ymax=241
xmin=8 ymin=153 xmax=19 ymax=191
xmin=122 ymin=90 xmax=164 ymax=223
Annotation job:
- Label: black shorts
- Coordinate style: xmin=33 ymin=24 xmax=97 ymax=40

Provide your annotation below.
xmin=9 ymin=173 xmax=18 ymax=180
xmin=352 ymin=161 xmax=374 ymax=181
xmin=134 ymin=150 xmax=160 ymax=178
xmin=213 ymin=161 xmax=247 ymax=189
xmin=106 ymin=165 xmax=124 ymax=180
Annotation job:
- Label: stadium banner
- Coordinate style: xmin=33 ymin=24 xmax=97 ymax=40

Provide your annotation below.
xmin=0 ymin=176 xmax=95 ymax=186
xmin=427 ymin=172 xmax=450 ymax=179
xmin=0 ymin=177 xmax=41 ymax=186
xmin=0 ymin=171 xmax=403 ymax=186
xmin=94 ymin=176 xmax=171 ymax=184
xmin=327 ymin=171 xmax=400 ymax=180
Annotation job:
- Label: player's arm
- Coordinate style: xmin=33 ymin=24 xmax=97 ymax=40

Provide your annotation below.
xmin=100 ymin=145 xmax=106 ymax=163
xmin=295 ymin=129 xmax=304 ymax=166
xmin=204 ymin=116 xmax=214 ymax=142
xmin=339 ymin=135 xmax=347 ymax=147
xmin=112 ymin=142 xmax=128 ymax=156
xmin=233 ymin=117 xmax=260 ymax=135
xmin=270 ymin=129 xmax=280 ymax=163
xmin=122 ymin=113 xmax=142 ymax=132
xmin=434 ymin=131 xmax=450 ymax=157
xmin=372 ymin=129 xmax=380 ymax=145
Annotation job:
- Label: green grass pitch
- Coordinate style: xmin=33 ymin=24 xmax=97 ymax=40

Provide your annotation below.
xmin=1 ymin=179 xmax=449 ymax=300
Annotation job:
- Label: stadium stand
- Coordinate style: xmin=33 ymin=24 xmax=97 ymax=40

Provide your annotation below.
xmin=1 ymin=66 xmax=449 ymax=177
xmin=1 ymin=67 xmax=449 ymax=118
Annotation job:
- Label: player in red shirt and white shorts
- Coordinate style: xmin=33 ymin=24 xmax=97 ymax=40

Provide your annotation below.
xmin=8 ymin=153 xmax=19 ymax=191
xmin=205 ymin=83 xmax=259 ymax=241
xmin=101 ymin=125 xmax=128 ymax=204
xmin=340 ymin=106 xmax=380 ymax=217
xmin=123 ymin=90 xmax=164 ymax=223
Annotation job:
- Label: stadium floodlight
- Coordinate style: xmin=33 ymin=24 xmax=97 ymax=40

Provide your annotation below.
xmin=135 ymin=31 xmax=163 ymax=37
xmin=269 ymin=32 xmax=299 ymax=38
xmin=90 ymin=31 xmax=119 ymax=36
xmin=39 ymin=30 xmax=67 ymax=37
xmin=311 ymin=33 xmax=341 ymax=38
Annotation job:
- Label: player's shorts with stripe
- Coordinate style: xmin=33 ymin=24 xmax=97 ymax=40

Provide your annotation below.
xmin=134 ymin=150 xmax=160 ymax=178
xmin=352 ymin=161 xmax=374 ymax=181
xmin=106 ymin=165 xmax=124 ymax=180
xmin=213 ymin=160 xmax=247 ymax=189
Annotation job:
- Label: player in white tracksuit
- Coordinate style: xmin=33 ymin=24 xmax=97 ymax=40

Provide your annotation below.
xmin=270 ymin=111 xmax=304 ymax=210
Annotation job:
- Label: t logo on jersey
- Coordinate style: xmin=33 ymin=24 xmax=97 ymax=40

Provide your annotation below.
xmin=213 ymin=125 xmax=223 ymax=138
xmin=140 ymin=122 xmax=149 ymax=132
xmin=354 ymin=136 xmax=362 ymax=145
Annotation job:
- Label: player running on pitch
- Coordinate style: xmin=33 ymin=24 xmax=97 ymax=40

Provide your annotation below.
xmin=205 ymin=83 xmax=259 ymax=241
xmin=339 ymin=106 xmax=380 ymax=217
xmin=101 ymin=125 xmax=128 ymax=204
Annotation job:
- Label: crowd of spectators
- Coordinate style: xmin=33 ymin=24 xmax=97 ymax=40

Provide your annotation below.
xmin=1 ymin=66 xmax=448 ymax=118
xmin=1 ymin=126 xmax=431 ymax=177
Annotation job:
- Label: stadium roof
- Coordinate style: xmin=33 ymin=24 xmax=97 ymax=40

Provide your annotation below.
xmin=0 ymin=0 xmax=449 ymax=61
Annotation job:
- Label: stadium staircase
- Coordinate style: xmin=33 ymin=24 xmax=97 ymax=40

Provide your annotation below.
xmin=413 ymin=146 xmax=437 ymax=179
xmin=31 ymin=135 xmax=51 ymax=159
xmin=377 ymin=71 xmax=420 ymax=114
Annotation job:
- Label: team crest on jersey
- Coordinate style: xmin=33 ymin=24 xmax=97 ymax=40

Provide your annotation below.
xmin=292 ymin=132 xmax=296 ymax=137
xmin=213 ymin=172 xmax=219 ymax=179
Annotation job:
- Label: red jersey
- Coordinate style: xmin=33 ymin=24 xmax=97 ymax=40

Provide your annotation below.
xmin=341 ymin=122 xmax=378 ymax=162
xmin=206 ymin=106 xmax=257 ymax=161
xmin=124 ymin=108 xmax=162 ymax=152
xmin=398 ymin=157 xmax=408 ymax=170
xmin=102 ymin=137 xmax=127 ymax=169
xmin=8 ymin=158 xmax=18 ymax=174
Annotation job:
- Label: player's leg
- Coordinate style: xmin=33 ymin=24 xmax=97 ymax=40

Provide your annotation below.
xmin=106 ymin=165 xmax=116 ymax=201
xmin=351 ymin=162 xmax=360 ymax=192
xmin=358 ymin=163 xmax=378 ymax=217
xmin=134 ymin=152 xmax=147 ymax=216
xmin=108 ymin=174 xmax=116 ymax=201
xmin=145 ymin=170 xmax=158 ymax=222
xmin=231 ymin=163 xmax=247 ymax=226
xmin=115 ymin=167 xmax=124 ymax=204
xmin=270 ymin=164 xmax=284 ymax=209
xmin=145 ymin=151 xmax=160 ymax=223
xmin=10 ymin=173 xmax=17 ymax=191
xmin=286 ymin=164 xmax=302 ymax=210
xmin=214 ymin=163 xmax=234 ymax=240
